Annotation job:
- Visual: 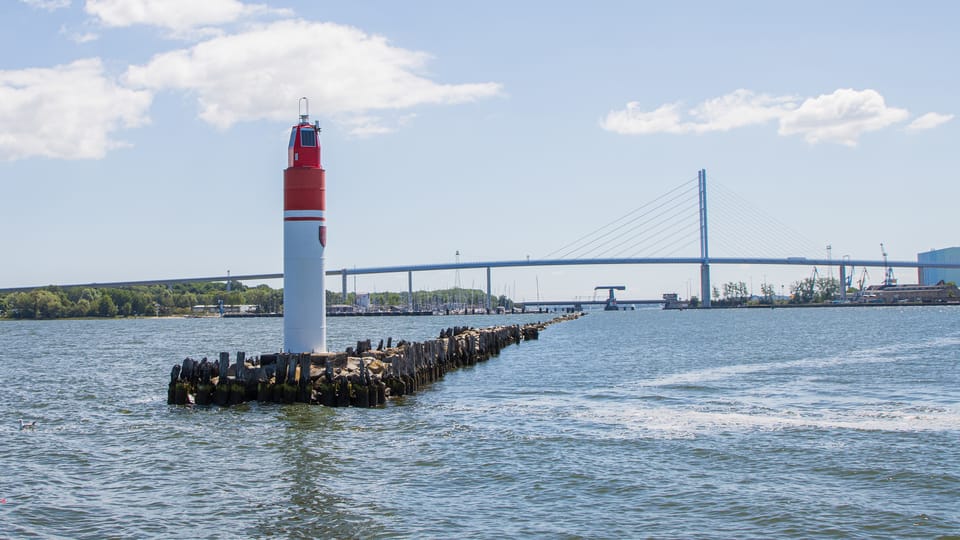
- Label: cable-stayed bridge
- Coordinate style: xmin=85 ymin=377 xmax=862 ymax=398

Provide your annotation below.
xmin=3 ymin=170 xmax=958 ymax=307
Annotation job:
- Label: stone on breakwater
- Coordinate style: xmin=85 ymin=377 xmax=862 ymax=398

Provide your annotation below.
xmin=167 ymin=313 xmax=583 ymax=408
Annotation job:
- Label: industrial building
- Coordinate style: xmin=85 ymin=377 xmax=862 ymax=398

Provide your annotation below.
xmin=861 ymin=282 xmax=959 ymax=303
xmin=918 ymin=247 xmax=960 ymax=285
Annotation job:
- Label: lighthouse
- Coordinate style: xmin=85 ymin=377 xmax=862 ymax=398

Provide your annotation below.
xmin=283 ymin=98 xmax=327 ymax=353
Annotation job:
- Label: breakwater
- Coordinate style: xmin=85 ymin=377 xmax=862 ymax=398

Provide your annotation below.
xmin=167 ymin=313 xmax=582 ymax=407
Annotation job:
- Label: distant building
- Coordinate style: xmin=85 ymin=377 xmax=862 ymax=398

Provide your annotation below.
xmin=918 ymin=247 xmax=960 ymax=285
xmin=191 ymin=304 xmax=258 ymax=314
xmin=861 ymin=282 xmax=959 ymax=303
xmin=662 ymin=293 xmax=689 ymax=310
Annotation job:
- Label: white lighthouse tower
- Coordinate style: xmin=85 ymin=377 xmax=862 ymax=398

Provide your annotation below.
xmin=283 ymin=98 xmax=327 ymax=353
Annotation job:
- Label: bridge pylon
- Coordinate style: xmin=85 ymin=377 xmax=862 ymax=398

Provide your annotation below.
xmin=698 ymin=168 xmax=711 ymax=307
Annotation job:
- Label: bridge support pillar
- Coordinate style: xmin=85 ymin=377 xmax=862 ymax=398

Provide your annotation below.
xmin=486 ymin=267 xmax=492 ymax=312
xmin=341 ymin=269 xmax=348 ymax=305
xmin=408 ymin=271 xmax=413 ymax=311
xmin=840 ymin=265 xmax=847 ymax=302
xmin=700 ymin=263 xmax=711 ymax=308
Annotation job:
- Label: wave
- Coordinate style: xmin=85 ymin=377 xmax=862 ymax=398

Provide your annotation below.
xmin=635 ymin=335 xmax=960 ymax=389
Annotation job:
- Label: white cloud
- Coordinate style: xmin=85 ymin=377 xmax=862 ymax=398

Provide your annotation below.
xmin=336 ymin=113 xmax=417 ymax=138
xmin=60 ymin=24 xmax=100 ymax=43
xmin=688 ymin=90 xmax=796 ymax=133
xmin=70 ymin=31 xmax=100 ymax=43
xmin=778 ymin=89 xmax=908 ymax=146
xmin=603 ymin=88 xmax=928 ymax=146
xmin=20 ymin=0 xmax=71 ymax=10
xmin=124 ymin=20 xmax=503 ymax=135
xmin=600 ymin=102 xmax=686 ymax=135
xmin=337 ymin=115 xmax=399 ymax=137
xmin=906 ymin=112 xmax=954 ymax=131
xmin=85 ymin=0 xmax=291 ymax=37
xmin=0 ymin=58 xmax=152 ymax=160
xmin=602 ymin=89 xmax=795 ymax=136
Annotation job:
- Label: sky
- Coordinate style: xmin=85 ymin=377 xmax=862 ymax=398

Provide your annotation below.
xmin=1 ymin=0 xmax=957 ymax=302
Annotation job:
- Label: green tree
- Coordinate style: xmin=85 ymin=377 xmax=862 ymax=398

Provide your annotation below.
xmin=815 ymin=276 xmax=840 ymax=302
xmin=33 ymin=290 xmax=64 ymax=319
xmin=97 ymin=295 xmax=118 ymax=317
xmin=760 ymin=283 xmax=776 ymax=304
xmin=7 ymin=292 xmax=34 ymax=318
xmin=174 ymin=292 xmax=197 ymax=309
xmin=71 ymin=298 xmax=93 ymax=317
xmin=791 ymin=278 xmax=816 ymax=303
xmin=720 ymin=281 xmax=749 ymax=305
xmin=249 ymin=287 xmax=272 ymax=312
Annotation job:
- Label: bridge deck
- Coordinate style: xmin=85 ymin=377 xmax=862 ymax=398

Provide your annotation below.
xmin=2 ymin=256 xmax=959 ymax=294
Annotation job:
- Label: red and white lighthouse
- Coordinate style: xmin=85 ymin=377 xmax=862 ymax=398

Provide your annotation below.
xmin=283 ymin=98 xmax=326 ymax=353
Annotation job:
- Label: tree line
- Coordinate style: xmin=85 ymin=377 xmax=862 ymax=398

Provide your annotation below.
xmin=336 ymin=288 xmax=513 ymax=311
xmin=0 ymin=281 xmax=283 ymax=319
xmin=0 ymin=281 xmax=510 ymax=319
xmin=2 ymin=272 xmax=858 ymax=318
xmin=709 ymin=275 xmax=843 ymax=306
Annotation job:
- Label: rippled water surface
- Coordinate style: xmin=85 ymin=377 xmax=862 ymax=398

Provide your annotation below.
xmin=2 ymin=307 xmax=959 ymax=538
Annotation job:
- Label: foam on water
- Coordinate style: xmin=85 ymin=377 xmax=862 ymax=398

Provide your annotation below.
xmin=571 ymin=400 xmax=960 ymax=438
xmin=637 ymin=334 xmax=960 ymax=388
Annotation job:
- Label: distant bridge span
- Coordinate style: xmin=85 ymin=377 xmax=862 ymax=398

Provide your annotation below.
xmin=3 ymin=256 xmax=958 ymax=298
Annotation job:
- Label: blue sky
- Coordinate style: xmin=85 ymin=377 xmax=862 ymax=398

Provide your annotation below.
xmin=1 ymin=0 xmax=956 ymax=301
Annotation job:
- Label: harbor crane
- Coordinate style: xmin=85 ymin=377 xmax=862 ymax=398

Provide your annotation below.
xmin=798 ymin=267 xmax=819 ymax=303
xmin=854 ymin=267 xmax=870 ymax=301
xmin=880 ymin=243 xmax=897 ymax=286
xmin=842 ymin=255 xmax=853 ymax=289
xmin=594 ymin=286 xmax=626 ymax=311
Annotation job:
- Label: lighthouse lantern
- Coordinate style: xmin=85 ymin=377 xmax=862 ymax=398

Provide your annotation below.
xmin=289 ymin=123 xmax=321 ymax=168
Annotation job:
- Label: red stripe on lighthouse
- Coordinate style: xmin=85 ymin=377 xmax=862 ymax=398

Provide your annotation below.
xmin=284 ymin=167 xmax=326 ymax=211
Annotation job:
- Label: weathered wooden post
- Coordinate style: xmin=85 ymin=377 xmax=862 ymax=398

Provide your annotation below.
xmin=354 ymin=380 xmax=370 ymax=407
xmin=272 ymin=354 xmax=288 ymax=402
xmin=213 ymin=352 xmax=231 ymax=405
xmin=168 ymin=364 xmax=181 ymax=405
xmin=196 ymin=359 xmax=213 ymax=405
xmin=298 ymin=354 xmax=312 ymax=403
xmin=336 ymin=378 xmax=351 ymax=407
xmin=218 ymin=352 xmax=229 ymax=379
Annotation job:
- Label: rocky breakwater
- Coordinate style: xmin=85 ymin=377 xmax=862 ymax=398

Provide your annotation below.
xmin=167 ymin=313 xmax=583 ymax=408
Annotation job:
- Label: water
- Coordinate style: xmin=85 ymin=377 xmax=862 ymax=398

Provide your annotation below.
xmin=1 ymin=307 xmax=958 ymax=538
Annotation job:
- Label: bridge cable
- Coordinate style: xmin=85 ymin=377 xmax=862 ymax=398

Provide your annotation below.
xmin=541 ymin=177 xmax=697 ymax=259
xmin=710 ymin=186 xmax=792 ymax=255
xmin=715 ymin=180 xmax=822 ymax=256
xmin=591 ymin=199 xmax=701 ymax=258
xmin=553 ymin=181 xmax=697 ymax=259
xmin=708 ymin=179 xmax=823 ymax=258
xmin=575 ymin=193 xmax=700 ymax=258
xmin=622 ymin=212 xmax=701 ymax=258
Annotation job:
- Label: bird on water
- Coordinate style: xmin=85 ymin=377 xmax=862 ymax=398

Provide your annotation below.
xmin=19 ymin=419 xmax=37 ymax=430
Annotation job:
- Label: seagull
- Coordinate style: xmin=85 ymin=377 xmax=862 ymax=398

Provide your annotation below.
xmin=19 ymin=419 xmax=37 ymax=430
